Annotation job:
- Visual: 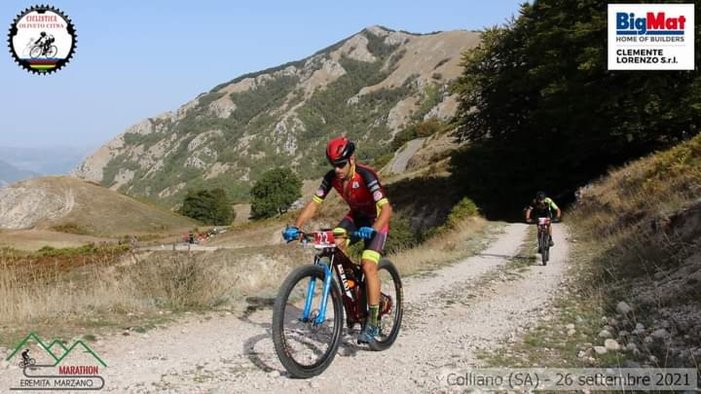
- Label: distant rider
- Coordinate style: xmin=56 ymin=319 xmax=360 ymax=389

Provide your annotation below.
xmin=525 ymin=191 xmax=561 ymax=246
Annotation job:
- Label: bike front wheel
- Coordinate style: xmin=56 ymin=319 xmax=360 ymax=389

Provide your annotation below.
xmin=539 ymin=230 xmax=549 ymax=265
xmin=46 ymin=45 xmax=58 ymax=58
xmin=272 ymin=265 xmax=343 ymax=379
xmin=368 ymin=259 xmax=403 ymax=351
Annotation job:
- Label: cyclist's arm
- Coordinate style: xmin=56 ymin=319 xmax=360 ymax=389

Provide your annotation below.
xmin=373 ymin=200 xmax=392 ymax=231
xmin=545 ymin=198 xmax=561 ymax=220
xmin=357 ymin=166 xmax=392 ymax=232
xmin=525 ymin=206 xmax=533 ymax=221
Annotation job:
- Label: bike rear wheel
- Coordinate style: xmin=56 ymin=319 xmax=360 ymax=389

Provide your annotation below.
xmin=29 ymin=46 xmax=42 ymax=59
xmin=272 ymin=265 xmax=343 ymax=378
xmin=368 ymin=259 xmax=403 ymax=351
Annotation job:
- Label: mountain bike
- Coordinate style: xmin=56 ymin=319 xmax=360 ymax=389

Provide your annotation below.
xmin=29 ymin=43 xmax=58 ymax=59
xmin=534 ymin=217 xmax=554 ymax=265
xmin=19 ymin=357 xmax=36 ymax=368
xmin=272 ymin=229 xmax=403 ymax=379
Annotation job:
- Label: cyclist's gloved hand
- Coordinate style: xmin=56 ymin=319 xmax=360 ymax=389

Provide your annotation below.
xmin=282 ymin=226 xmax=300 ymax=242
xmin=356 ymin=226 xmax=375 ymax=240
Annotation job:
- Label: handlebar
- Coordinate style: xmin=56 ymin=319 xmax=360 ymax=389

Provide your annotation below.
xmin=526 ymin=218 xmax=560 ymax=224
xmin=285 ymin=227 xmax=374 ymax=244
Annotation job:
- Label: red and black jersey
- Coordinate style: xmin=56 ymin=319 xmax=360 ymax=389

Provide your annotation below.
xmin=312 ymin=163 xmax=390 ymax=221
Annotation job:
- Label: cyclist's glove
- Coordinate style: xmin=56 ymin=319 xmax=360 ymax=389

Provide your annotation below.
xmin=282 ymin=226 xmax=300 ymax=242
xmin=356 ymin=226 xmax=375 ymax=240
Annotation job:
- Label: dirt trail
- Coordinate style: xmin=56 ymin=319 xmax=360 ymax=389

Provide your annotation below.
xmin=0 ymin=223 xmax=570 ymax=393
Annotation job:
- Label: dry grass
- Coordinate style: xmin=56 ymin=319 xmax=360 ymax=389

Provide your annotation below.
xmin=0 ymin=237 xmax=322 ymax=345
xmin=0 ymin=212 xmax=491 ymax=347
xmin=571 ymin=134 xmax=701 ymax=280
xmin=388 ymin=216 xmax=490 ymax=277
xmin=573 ymin=133 xmax=701 ymax=238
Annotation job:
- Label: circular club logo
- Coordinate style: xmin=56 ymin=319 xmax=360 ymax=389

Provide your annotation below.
xmin=7 ymin=5 xmax=77 ymax=74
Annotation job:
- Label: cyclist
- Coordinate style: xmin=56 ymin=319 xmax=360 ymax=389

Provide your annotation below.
xmin=21 ymin=349 xmax=30 ymax=364
xmin=34 ymin=32 xmax=55 ymax=55
xmin=282 ymin=136 xmax=393 ymax=345
xmin=525 ymin=191 xmax=561 ymax=246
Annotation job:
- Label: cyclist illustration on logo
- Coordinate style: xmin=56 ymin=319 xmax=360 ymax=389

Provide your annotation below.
xmin=19 ymin=348 xmax=36 ymax=368
xmin=30 ymin=31 xmax=58 ymax=59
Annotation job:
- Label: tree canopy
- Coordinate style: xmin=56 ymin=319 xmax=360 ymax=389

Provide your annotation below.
xmin=180 ymin=188 xmax=234 ymax=225
xmin=451 ymin=0 xmax=700 ymax=217
xmin=250 ymin=167 xmax=302 ymax=219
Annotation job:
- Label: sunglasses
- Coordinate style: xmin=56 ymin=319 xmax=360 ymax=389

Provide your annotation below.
xmin=331 ymin=160 xmax=348 ymax=169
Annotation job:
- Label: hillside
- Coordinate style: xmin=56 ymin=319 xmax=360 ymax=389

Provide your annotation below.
xmin=72 ymin=26 xmax=481 ymax=206
xmin=569 ymin=133 xmax=701 ymax=368
xmin=0 ymin=176 xmax=196 ymax=237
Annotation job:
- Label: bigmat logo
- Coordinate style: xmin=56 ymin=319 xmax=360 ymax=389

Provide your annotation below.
xmin=616 ymin=11 xmax=687 ymax=35
xmin=608 ymin=4 xmax=695 ymax=70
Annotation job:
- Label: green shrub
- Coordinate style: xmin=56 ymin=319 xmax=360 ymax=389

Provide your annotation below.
xmin=180 ymin=188 xmax=234 ymax=225
xmin=391 ymin=118 xmax=445 ymax=151
xmin=250 ymin=168 xmax=302 ymax=219
xmin=446 ymin=197 xmax=480 ymax=228
xmin=385 ymin=215 xmax=421 ymax=254
xmin=372 ymin=152 xmax=395 ymax=169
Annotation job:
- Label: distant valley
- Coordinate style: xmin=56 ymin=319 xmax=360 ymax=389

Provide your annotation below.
xmin=0 ymin=145 xmax=91 ymax=185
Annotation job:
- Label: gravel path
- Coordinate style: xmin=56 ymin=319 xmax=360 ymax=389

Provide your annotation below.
xmin=0 ymin=223 xmax=570 ymax=393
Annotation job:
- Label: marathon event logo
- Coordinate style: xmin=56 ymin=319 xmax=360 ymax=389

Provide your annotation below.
xmin=6 ymin=332 xmax=106 ymax=390
xmin=608 ymin=3 xmax=695 ymax=70
xmin=7 ymin=5 xmax=77 ymax=74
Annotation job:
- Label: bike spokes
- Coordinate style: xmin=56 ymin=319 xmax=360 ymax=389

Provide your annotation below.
xmin=272 ymin=265 xmax=343 ymax=377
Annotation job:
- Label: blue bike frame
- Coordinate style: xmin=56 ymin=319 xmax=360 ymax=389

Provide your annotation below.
xmin=300 ymin=254 xmax=336 ymax=325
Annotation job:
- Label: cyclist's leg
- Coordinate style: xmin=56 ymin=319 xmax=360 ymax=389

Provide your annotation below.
xmin=332 ymin=214 xmax=356 ymax=254
xmin=361 ymin=224 xmax=388 ymax=325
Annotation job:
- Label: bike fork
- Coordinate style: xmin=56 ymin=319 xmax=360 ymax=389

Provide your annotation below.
xmin=301 ymin=260 xmax=334 ymax=325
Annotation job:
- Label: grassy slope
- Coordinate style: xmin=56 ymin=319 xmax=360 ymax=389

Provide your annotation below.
xmin=29 ymin=176 xmax=196 ymax=237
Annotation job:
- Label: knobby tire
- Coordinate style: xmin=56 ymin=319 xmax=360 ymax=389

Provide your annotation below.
xmin=272 ymin=265 xmax=343 ymax=379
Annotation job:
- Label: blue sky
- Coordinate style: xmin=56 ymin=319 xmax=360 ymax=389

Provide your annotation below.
xmin=1 ymin=0 xmax=525 ymax=150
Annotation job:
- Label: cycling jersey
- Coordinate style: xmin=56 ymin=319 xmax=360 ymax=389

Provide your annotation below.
xmin=312 ymin=163 xmax=389 ymax=223
xmin=528 ymin=197 xmax=559 ymax=218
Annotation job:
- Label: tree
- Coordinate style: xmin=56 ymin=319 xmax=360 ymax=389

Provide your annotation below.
xmin=180 ymin=188 xmax=234 ymax=225
xmin=451 ymin=0 xmax=701 ymax=217
xmin=250 ymin=168 xmax=302 ymax=219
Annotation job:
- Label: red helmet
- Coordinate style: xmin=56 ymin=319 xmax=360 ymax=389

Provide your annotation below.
xmin=326 ymin=136 xmax=355 ymax=165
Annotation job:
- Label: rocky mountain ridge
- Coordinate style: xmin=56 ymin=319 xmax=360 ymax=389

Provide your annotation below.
xmin=72 ymin=26 xmax=481 ymax=205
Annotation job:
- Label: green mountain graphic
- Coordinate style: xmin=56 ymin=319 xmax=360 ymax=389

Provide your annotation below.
xmin=6 ymin=332 xmax=107 ymax=367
